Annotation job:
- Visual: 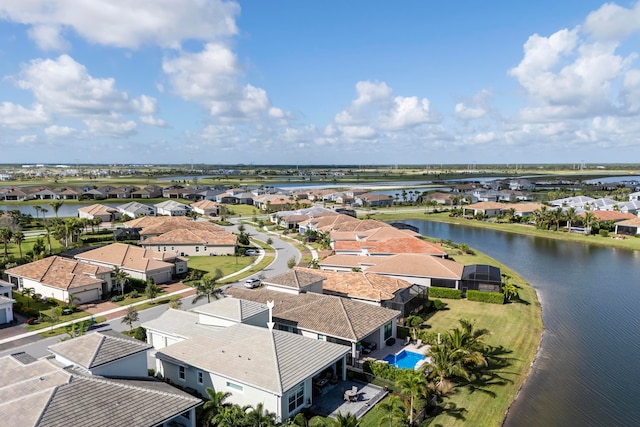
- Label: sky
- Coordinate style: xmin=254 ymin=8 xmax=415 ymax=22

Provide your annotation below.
xmin=1 ymin=1 xmax=640 ymax=166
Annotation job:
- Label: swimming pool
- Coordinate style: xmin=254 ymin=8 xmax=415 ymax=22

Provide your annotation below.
xmin=383 ymin=350 xmax=425 ymax=369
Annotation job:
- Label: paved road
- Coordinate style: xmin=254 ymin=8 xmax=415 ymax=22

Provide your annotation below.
xmin=0 ymin=219 xmax=303 ymax=360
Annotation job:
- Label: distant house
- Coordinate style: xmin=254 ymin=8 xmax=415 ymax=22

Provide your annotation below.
xmin=5 ymin=256 xmax=113 ymax=303
xmin=74 ymin=243 xmax=186 ymax=284
xmin=78 ymin=203 xmax=120 ymax=222
xmin=140 ymin=227 xmax=237 ymax=256
xmin=190 ymin=199 xmax=219 ymax=216
xmin=463 ymin=202 xmax=506 ymax=218
xmin=118 ymin=201 xmax=156 ymax=218
xmin=614 ymin=217 xmax=640 ymax=236
xmin=155 ymin=200 xmax=191 ymax=216
xmin=355 ymin=193 xmax=394 ymax=207
xmin=131 ymin=185 xmax=162 ymax=199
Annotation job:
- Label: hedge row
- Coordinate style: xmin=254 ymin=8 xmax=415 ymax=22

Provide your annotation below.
xmin=81 ymin=236 xmax=114 ymax=244
xmin=466 ymin=290 xmax=505 ymax=304
xmin=428 ymin=286 xmax=462 ymax=299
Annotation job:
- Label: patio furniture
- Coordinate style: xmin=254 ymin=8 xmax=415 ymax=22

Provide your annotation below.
xmin=343 ymin=386 xmax=358 ymax=402
xmin=314 ymin=377 xmax=329 ymax=388
xmin=403 ymin=336 xmax=410 ymax=346
xmin=416 ymin=339 xmax=423 ymax=348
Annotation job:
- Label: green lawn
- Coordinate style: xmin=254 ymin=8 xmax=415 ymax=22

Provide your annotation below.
xmin=419 ymin=254 xmax=542 ymax=427
xmin=26 ymin=308 xmax=96 ymax=331
xmin=186 ymin=255 xmax=254 ymax=276
xmin=37 ymin=316 xmax=107 ymax=338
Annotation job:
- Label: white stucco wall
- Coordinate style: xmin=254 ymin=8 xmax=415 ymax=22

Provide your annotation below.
xmin=91 ymin=351 xmax=149 ymax=377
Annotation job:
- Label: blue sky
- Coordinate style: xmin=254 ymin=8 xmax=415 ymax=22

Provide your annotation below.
xmin=1 ymin=1 xmax=639 ymax=165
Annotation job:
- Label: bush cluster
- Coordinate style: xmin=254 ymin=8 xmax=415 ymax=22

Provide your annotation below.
xmin=428 ymin=286 xmax=462 ymax=299
xmin=466 ymin=290 xmax=505 ymax=304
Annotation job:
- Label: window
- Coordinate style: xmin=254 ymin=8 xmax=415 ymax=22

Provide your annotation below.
xmin=226 ymin=381 xmax=243 ymax=392
xmin=157 ymin=246 xmax=160 ymax=251
xmin=384 ymin=321 xmax=393 ymax=340
xmin=288 ymin=382 xmax=305 ymax=413
xmin=317 ymin=334 xmax=325 ymax=341
xmin=171 ymin=246 xmax=175 ymax=251
xmin=163 ymin=246 xmax=167 ymax=252
xmin=197 ymin=371 xmax=204 ymax=384
xmin=178 ymin=365 xmax=185 ymax=380
xmin=195 ymin=246 xmax=200 ymax=253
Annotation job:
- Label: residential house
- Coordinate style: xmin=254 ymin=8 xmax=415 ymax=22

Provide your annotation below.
xmin=140 ymin=227 xmax=237 ymax=256
xmin=5 ymin=256 xmax=113 ymax=303
xmin=190 ymin=199 xmax=219 ymax=216
xmin=614 ymin=200 xmax=640 ymax=215
xmin=0 ymin=280 xmax=15 ymax=324
xmin=74 ymin=243 xmax=185 ymax=284
xmin=549 ymin=196 xmax=595 ymax=208
xmin=31 ymin=187 xmax=58 ymax=200
xmin=614 ymin=217 xmax=640 ymax=236
xmin=425 ymin=192 xmax=452 ymax=205
xmin=355 ymin=193 xmax=394 ymax=207
xmin=131 ymin=185 xmax=163 ymax=199
xmin=629 ymin=191 xmax=640 ymax=201
xmin=224 ymin=286 xmax=400 ymax=364
xmin=511 ymin=203 xmax=545 ymax=217
xmin=4 ymin=187 xmax=29 ymax=201
xmin=78 ymin=204 xmax=121 ymax=222
xmin=57 ymin=188 xmax=80 ymax=200
xmin=155 ymin=200 xmax=191 ymax=216
xmin=0 ymin=342 xmax=200 ymax=427
xmin=463 ymin=202 xmax=506 ymax=218
xmin=144 ymin=304 xmax=350 ymax=423
xmin=118 ymin=201 xmax=156 ymax=218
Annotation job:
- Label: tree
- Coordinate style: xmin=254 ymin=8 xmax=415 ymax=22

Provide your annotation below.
xmin=12 ymin=230 xmax=24 ymax=259
xmin=502 ymin=282 xmax=518 ymax=301
xmin=565 ymin=207 xmax=578 ymax=233
xmin=406 ymin=315 xmax=423 ymax=342
xmin=65 ymin=319 xmax=90 ymax=339
xmin=0 ymin=227 xmax=13 ymax=262
xmin=308 ymin=258 xmax=320 ymax=269
xmin=287 ymin=256 xmax=297 ymax=269
xmin=49 ymin=200 xmax=64 ymax=218
xmin=377 ymin=395 xmax=405 ymax=427
xmin=192 ymin=270 xmax=224 ymax=304
xmin=201 ymin=387 xmax=232 ymax=426
xmin=144 ymin=278 xmax=160 ymax=300
xmin=211 ymin=405 xmax=248 ymax=427
xmin=113 ymin=266 xmax=130 ymax=296
xmin=21 ymin=287 xmax=35 ymax=308
xmin=47 ymin=306 xmax=63 ymax=331
xmin=169 ymin=297 xmax=183 ymax=309
xmin=266 ymin=237 xmax=273 ymax=245
xmin=245 ymin=402 xmax=277 ymax=427
xmin=398 ymin=372 xmax=427 ymax=426
xmin=67 ymin=293 xmax=79 ymax=311
xmin=32 ymin=237 xmax=46 ymax=259
xmin=583 ymin=211 xmax=598 ymax=235
xmin=121 ymin=305 xmax=139 ymax=332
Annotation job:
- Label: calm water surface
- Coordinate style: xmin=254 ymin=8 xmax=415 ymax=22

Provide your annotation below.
xmin=400 ymin=220 xmax=640 ymax=427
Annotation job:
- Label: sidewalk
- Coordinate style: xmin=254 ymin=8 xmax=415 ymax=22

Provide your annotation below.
xmin=0 ymin=253 xmax=266 ymax=347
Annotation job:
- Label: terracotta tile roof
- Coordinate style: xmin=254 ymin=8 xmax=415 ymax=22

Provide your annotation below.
xmin=123 ymin=216 xmax=189 ymax=229
xmin=139 ymin=218 xmax=228 ymax=236
xmin=466 ymin=202 xmax=507 ymax=210
xmin=334 ymin=241 xmax=368 ymax=251
xmin=295 ymin=267 xmax=410 ymax=301
xmin=580 ymin=211 xmax=637 ymax=221
xmin=142 ymin=228 xmax=237 ymax=245
xmin=78 ymin=204 xmax=117 ymax=216
xmin=356 ymin=226 xmax=420 ymax=241
xmin=190 ymin=200 xmax=219 ymax=210
xmin=322 ymin=218 xmax=389 ymax=232
xmin=511 ymin=203 xmax=545 ymax=213
xmin=616 ymin=217 xmax=640 ymax=227
xmin=320 ymin=253 xmax=464 ymax=280
xmin=5 ymin=256 xmax=110 ymax=290
xmin=74 ymin=243 xmax=174 ymax=272
xmin=367 ymin=237 xmax=447 ymax=256
xmin=224 ymin=287 xmax=400 ymax=341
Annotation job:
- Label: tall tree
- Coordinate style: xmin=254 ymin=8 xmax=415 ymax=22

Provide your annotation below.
xmin=113 ymin=266 xmax=130 ymax=296
xmin=245 ymin=402 xmax=277 ymax=427
xmin=121 ymin=305 xmax=139 ymax=332
xmin=565 ymin=207 xmax=578 ymax=233
xmin=200 ymin=387 xmax=232 ymax=427
xmin=377 ymin=395 xmax=405 ymax=427
xmin=0 ymin=227 xmax=13 ymax=262
xmin=192 ymin=269 xmax=224 ymax=304
xmin=49 ymin=200 xmax=64 ymax=218
xmin=398 ymin=372 xmax=427 ymax=426
xmin=12 ymin=230 xmax=25 ymax=259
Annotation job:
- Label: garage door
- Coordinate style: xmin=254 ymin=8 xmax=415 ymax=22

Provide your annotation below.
xmin=72 ymin=288 xmax=100 ymax=304
xmin=0 ymin=309 xmax=6 ymax=324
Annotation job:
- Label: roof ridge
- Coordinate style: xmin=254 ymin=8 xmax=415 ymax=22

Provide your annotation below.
xmin=87 ymin=334 xmax=106 ymax=368
xmin=269 ymin=331 xmax=284 ymax=394
xmin=34 ymin=383 xmax=65 ymax=426
xmin=39 ymin=256 xmax=59 ymax=283
xmin=74 ymin=374 xmax=201 ymax=401
xmin=336 ymin=298 xmax=358 ymax=340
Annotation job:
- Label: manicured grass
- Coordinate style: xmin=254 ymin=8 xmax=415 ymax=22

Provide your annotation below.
xmin=11 ymin=291 xmax=57 ymax=313
xmin=358 ymin=395 xmax=407 ymax=427
xmin=112 ymin=291 xmax=167 ymax=306
xmin=27 ymin=309 xmax=99 ymax=331
xmin=421 ymin=255 xmax=543 ymax=427
xmin=221 ymin=204 xmax=261 ymax=218
xmin=37 ymin=316 xmax=107 ymax=338
xmin=186 ymin=255 xmax=254 ymax=276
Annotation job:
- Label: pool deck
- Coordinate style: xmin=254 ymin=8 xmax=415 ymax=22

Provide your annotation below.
xmin=365 ymin=340 xmax=430 ymax=362
xmin=309 ymin=379 xmax=387 ymax=419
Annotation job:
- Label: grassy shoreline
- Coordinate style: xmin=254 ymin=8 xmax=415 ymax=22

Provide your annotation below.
xmin=368 ymin=209 xmax=640 ymax=251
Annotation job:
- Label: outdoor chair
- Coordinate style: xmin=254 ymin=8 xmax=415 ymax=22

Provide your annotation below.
xmin=403 ymin=336 xmax=410 ymax=346
xmin=416 ymin=339 xmax=423 ymax=348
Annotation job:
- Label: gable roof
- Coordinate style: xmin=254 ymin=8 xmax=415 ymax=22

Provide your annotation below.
xmin=367 ymin=237 xmax=447 ymax=256
xmin=154 ymin=319 xmax=348 ymax=395
xmin=193 ymin=298 xmax=267 ymax=322
xmin=0 ymin=356 xmax=200 ymax=427
xmin=5 ymin=256 xmax=110 ymax=290
xmin=224 ymin=288 xmax=399 ymax=342
xmin=48 ymin=330 xmax=151 ymax=369
xmin=74 ymin=243 xmax=174 ymax=272
xmin=466 ymin=202 xmax=507 ymax=210
xmin=190 ymin=199 xmax=219 ymax=210
xmin=580 ymin=211 xmax=637 ymax=221
xmin=155 ymin=200 xmax=190 ymax=210
xmin=263 ymin=269 xmax=326 ymax=290
xmin=77 ymin=204 xmax=118 ymax=216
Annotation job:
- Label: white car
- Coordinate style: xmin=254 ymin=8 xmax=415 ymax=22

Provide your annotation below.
xmin=245 ymin=249 xmax=258 ymax=256
xmin=244 ymin=278 xmax=261 ymax=289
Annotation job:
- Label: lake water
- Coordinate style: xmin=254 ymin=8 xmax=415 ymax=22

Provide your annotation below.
xmin=398 ymin=220 xmax=640 ymax=426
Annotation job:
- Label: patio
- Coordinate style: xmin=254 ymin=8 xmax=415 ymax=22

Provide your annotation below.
xmin=310 ymin=379 xmax=387 ymax=419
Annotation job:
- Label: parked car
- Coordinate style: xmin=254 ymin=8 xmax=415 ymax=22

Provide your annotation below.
xmin=245 ymin=249 xmax=258 ymax=256
xmin=244 ymin=278 xmax=261 ymax=289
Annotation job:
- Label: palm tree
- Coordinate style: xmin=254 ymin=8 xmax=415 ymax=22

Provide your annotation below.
xmin=377 ymin=395 xmax=405 ymax=427
xmin=12 ymin=230 xmax=25 ymax=259
xmin=583 ymin=211 xmax=597 ymax=235
xmin=321 ymin=412 xmax=359 ymax=427
xmin=49 ymin=200 xmax=64 ymax=218
xmin=192 ymin=269 xmax=224 ymax=304
xmin=21 ymin=287 xmax=35 ymax=308
xmin=245 ymin=402 xmax=277 ymax=427
xmin=397 ymin=372 xmax=427 ymax=426
xmin=211 ymin=405 xmax=248 ymax=427
xmin=424 ymin=344 xmax=470 ymax=394
xmin=565 ymin=207 xmax=578 ymax=233
xmin=201 ymin=387 xmax=232 ymax=426
xmin=0 ymin=227 xmax=13 ymax=262
xmin=502 ymin=282 xmax=518 ymax=301
xmin=33 ymin=205 xmax=42 ymax=226
xmin=550 ymin=208 xmax=564 ymax=232
xmin=113 ymin=266 xmax=130 ymax=296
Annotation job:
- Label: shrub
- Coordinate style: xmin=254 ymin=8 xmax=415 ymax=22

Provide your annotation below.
xmin=431 ymin=299 xmax=447 ymax=310
xmin=111 ymin=295 xmax=124 ymax=302
xmin=363 ymin=360 xmax=401 ymax=381
xmin=466 ymin=290 xmax=505 ymax=304
xmin=132 ymin=326 xmax=147 ymax=342
xmin=129 ymin=290 xmax=140 ymax=298
xmin=428 ymin=286 xmax=462 ymax=299
xmin=599 ymin=229 xmax=609 ymax=237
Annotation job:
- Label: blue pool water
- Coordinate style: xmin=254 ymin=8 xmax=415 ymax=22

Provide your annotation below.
xmin=383 ymin=350 xmax=425 ymax=369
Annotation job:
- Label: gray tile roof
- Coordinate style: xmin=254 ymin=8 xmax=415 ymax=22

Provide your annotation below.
xmin=142 ymin=309 xmax=224 ymax=339
xmin=193 ymin=297 xmax=268 ymax=321
xmin=263 ymin=269 xmax=326 ymax=289
xmin=48 ymin=330 xmax=151 ymax=369
xmin=156 ymin=322 xmax=348 ymax=394
xmin=10 ymin=351 xmax=38 ymax=365
xmin=0 ymin=356 xmax=200 ymax=427
xmin=225 ymin=288 xmax=400 ymax=342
